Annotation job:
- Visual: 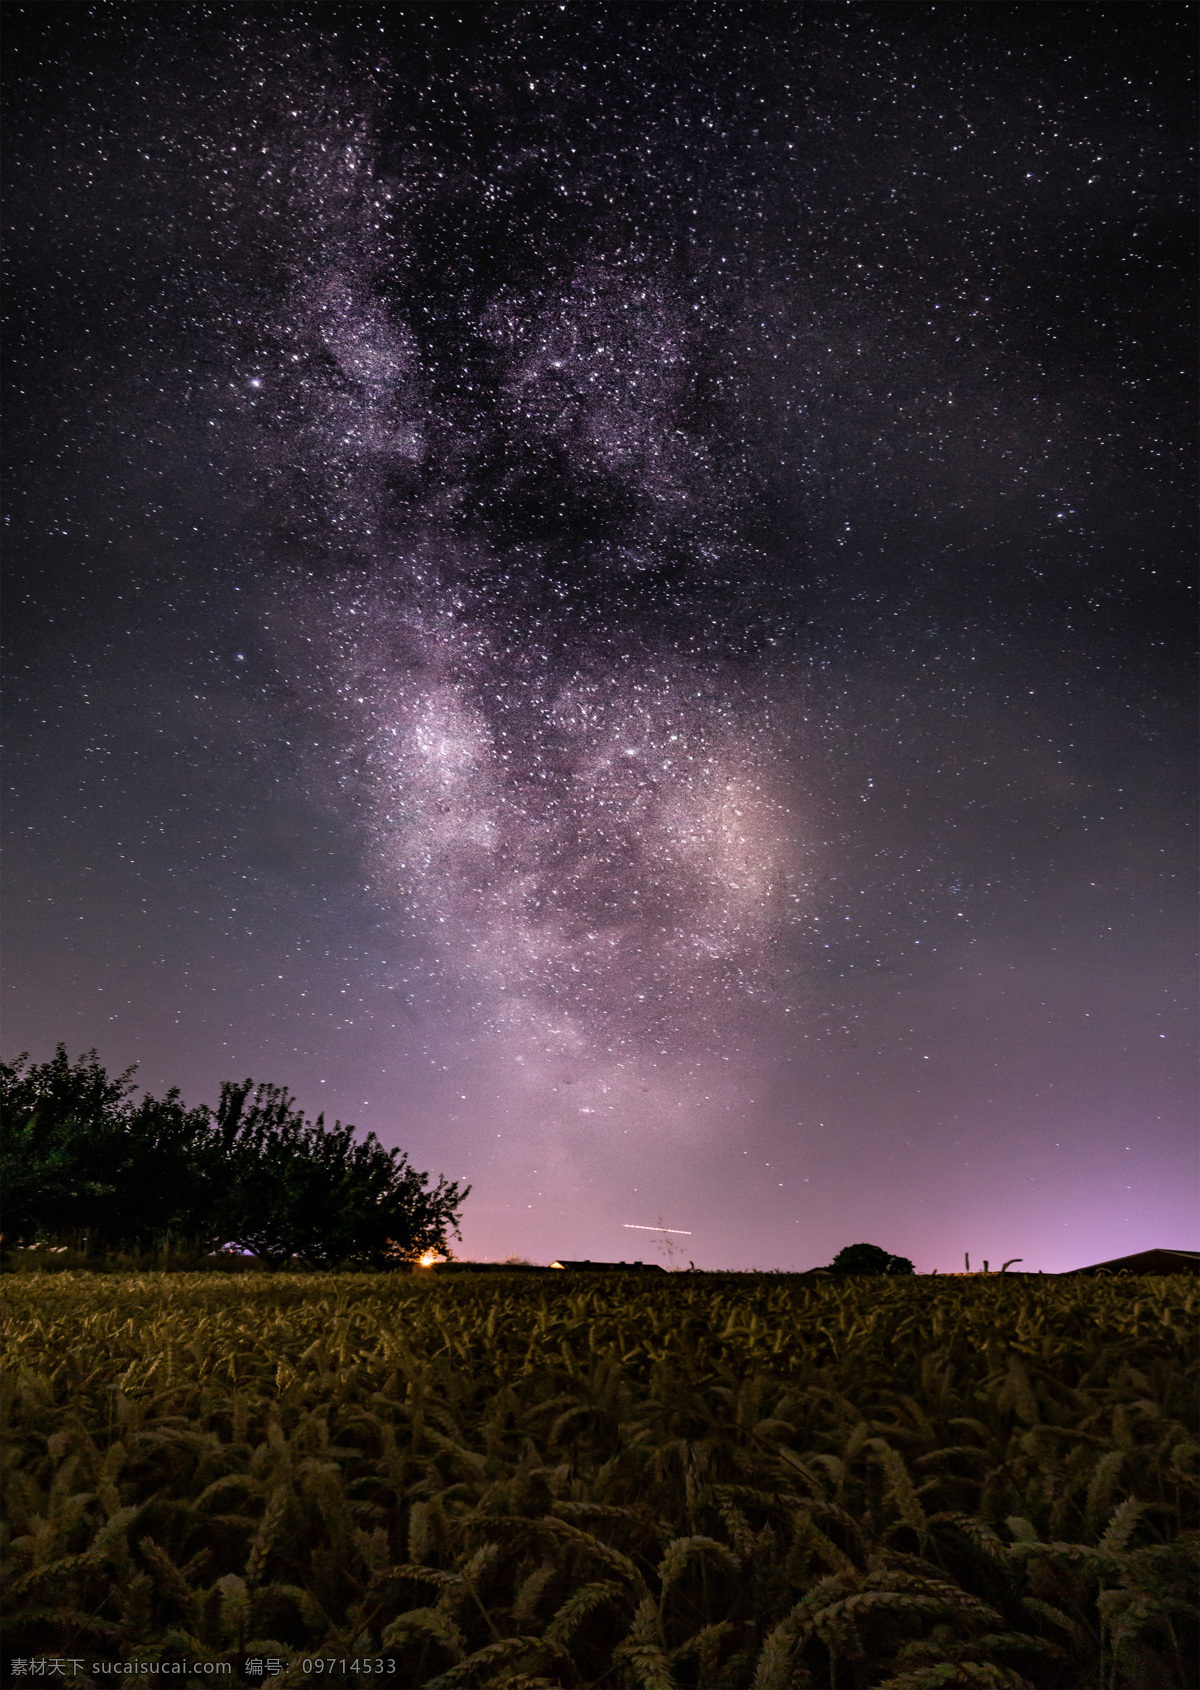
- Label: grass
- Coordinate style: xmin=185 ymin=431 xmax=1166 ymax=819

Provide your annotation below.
xmin=2 ymin=1270 xmax=1196 ymax=1687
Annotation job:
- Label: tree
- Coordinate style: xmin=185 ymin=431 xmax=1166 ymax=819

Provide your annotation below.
xmin=0 ymin=1046 xmax=128 ymax=1246
xmin=0 ymin=1047 xmax=212 ymax=1252
xmin=206 ymin=1079 xmax=469 ymax=1267
xmin=828 ymin=1241 xmax=915 ymax=1276
xmin=1 ymin=1047 xmax=470 ymax=1266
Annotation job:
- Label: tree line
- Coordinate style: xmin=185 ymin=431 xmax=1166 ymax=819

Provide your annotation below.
xmin=0 ymin=1046 xmax=469 ymax=1267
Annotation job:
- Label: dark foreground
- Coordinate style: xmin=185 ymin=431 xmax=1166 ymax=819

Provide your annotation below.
xmin=2 ymin=1272 xmax=1196 ymax=1688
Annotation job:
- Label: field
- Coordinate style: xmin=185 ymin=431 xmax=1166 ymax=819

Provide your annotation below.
xmin=2 ymin=1271 xmax=1196 ymax=1689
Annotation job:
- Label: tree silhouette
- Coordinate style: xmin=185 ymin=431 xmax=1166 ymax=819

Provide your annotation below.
xmin=828 ymin=1241 xmax=916 ymax=1275
xmin=1 ymin=1046 xmax=469 ymax=1266
xmin=204 ymin=1078 xmax=468 ymax=1268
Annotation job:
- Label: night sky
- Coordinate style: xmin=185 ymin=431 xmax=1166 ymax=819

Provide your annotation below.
xmin=4 ymin=4 xmax=1195 ymax=1272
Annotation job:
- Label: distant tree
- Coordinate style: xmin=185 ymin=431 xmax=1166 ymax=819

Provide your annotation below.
xmin=828 ymin=1241 xmax=915 ymax=1276
xmin=1 ymin=1047 xmax=469 ymax=1266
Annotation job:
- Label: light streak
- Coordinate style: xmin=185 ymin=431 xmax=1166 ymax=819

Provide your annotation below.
xmin=623 ymin=1224 xmax=693 ymax=1234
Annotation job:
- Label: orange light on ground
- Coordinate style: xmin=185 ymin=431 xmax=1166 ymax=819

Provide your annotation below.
xmin=417 ymin=1249 xmax=441 ymax=1268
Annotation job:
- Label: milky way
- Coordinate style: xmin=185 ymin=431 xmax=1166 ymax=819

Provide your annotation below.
xmin=261 ymin=231 xmax=805 ymax=1063
xmin=4 ymin=5 xmax=1195 ymax=1268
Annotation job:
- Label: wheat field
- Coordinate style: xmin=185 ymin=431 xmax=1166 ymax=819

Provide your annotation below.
xmin=2 ymin=1271 xmax=1196 ymax=1688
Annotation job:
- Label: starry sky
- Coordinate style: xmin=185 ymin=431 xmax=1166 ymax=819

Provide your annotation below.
xmin=4 ymin=3 xmax=1195 ymax=1272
